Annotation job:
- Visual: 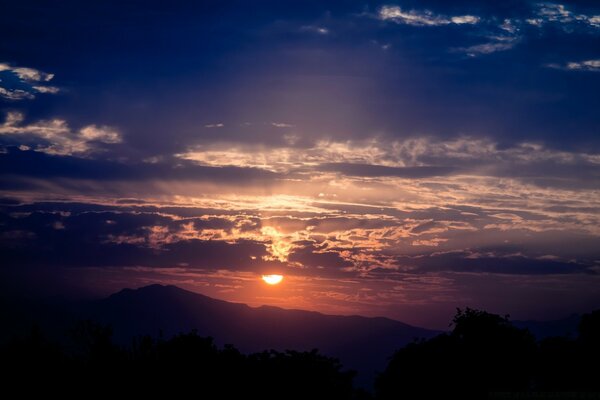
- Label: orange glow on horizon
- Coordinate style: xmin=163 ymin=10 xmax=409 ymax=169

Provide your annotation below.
xmin=262 ymin=274 xmax=284 ymax=285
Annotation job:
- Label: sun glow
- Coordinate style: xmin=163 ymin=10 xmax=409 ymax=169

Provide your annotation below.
xmin=262 ymin=274 xmax=284 ymax=285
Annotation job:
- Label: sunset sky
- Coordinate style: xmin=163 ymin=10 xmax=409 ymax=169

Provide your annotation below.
xmin=1 ymin=0 xmax=599 ymax=328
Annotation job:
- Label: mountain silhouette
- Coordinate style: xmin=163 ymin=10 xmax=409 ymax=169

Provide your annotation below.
xmin=83 ymin=284 xmax=437 ymax=386
xmin=2 ymin=284 xmax=599 ymax=393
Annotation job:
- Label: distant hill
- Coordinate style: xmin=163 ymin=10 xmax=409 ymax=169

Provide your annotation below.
xmin=0 ymin=284 xmax=439 ymax=387
xmin=85 ymin=284 xmax=438 ymax=386
xmin=1 ymin=284 xmax=595 ymax=388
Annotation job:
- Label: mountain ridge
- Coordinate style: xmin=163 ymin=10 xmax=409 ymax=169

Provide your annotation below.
xmin=1 ymin=283 xmax=589 ymax=388
xmin=87 ymin=284 xmax=438 ymax=387
xmin=113 ymin=284 xmax=415 ymax=323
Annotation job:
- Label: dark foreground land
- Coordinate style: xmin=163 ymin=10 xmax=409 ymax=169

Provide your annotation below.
xmin=1 ymin=287 xmax=598 ymax=399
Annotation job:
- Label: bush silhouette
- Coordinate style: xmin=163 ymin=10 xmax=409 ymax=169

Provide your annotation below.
xmin=2 ymin=308 xmax=599 ymax=398
xmin=376 ymin=308 xmax=536 ymax=400
xmin=1 ymin=324 xmax=358 ymax=399
xmin=536 ymin=309 xmax=600 ymax=391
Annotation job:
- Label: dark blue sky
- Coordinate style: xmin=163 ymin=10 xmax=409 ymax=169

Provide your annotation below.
xmin=1 ymin=1 xmax=599 ymax=328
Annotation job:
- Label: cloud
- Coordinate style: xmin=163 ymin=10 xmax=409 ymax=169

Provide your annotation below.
xmin=79 ymin=125 xmax=121 ymax=144
xmin=0 ymin=62 xmax=59 ymax=100
xmin=528 ymin=3 xmax=600 ymax=30
xmin=450 ymin=16 xmax=480 ymax=25
xmin=395 ymin=252 xmax=594 ymax=275
xmin=0 ymin=87 xmax=35 ymax=100
xmin=271 ymin=122 xmax=294 ymax=128
xmin=32 ymin=85 xmax=60 ymax=94
xmin=456 ymin=38 xmax=517 ymax=57
xmin=288 ymin=245 xmax=353 ymax=275
xmin=499 ymin=19 xmax=518 ymax=34
xmin=1 ymin=0 xmax=599 ymax=321
xmin=376 ymin=3 xmax=598 ymax=58
xmin=7 ymin=65 xmax=54 ymax=82
xmin=377 ymin=5 xmax=480 ymax=27
xmin=0 ymin=112 xmax=121 ymax=156
xmin=175 ymin=136 xmax=600 ymax=189
xmin=1 ymin=200 xmax=598 ymax=282
xmin=0 ymin=146 xmax=280 ymax=185
xmin=2 ymin=154 xmax=599 ymax=284
xmin=300 ymin=25 xmax=329 ymax=35
xmin=319 ymin=163 xmax=457 ymax=178
xmin=546 ymin=59 xmax=600 ymax=72
xmin=455 ymin=19 xmax=521 ymax=57
xmin=176 ymin=140 xmax=391 ymax=172
xmin=0 ymin=204 xmax=285 ymax=271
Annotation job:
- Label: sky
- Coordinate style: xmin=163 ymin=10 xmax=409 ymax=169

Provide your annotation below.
xmin=1 ymin=0 xmax=599 ymax=329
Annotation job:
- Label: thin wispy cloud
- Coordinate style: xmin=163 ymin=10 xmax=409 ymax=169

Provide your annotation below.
xmin=175 ymin=136 xmax=600 ymax=191
xmin=0 ymin=62 xmax=59 ymax=100
xmin=546 ymin=59 xmax=600 ymax=72
xmin=300 ymin=25 xmax=329 ymax=35
xmin=455 ymin=38 xmax=517 ymax=57
xmin=527 ymin=3 xmax=600 ymax=30
xmin=0 ymin=112 xmax=121 ymax=156
xmin=374 ymin=3 xmax=599 ymax=59
xmin=378 ymin=5 xmax=480 ymax=27
xmin=32 ymin=85 xmax=60 ymax=94
xmin=271 ymin=122 xmax=294 ymax=128
xmin=0 ymin=87 xmax=34 ymax=100
xmin=453 ymin=17 xmax=522 ymax=57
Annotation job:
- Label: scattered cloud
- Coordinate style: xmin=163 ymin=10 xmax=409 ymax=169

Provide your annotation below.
xmin=176 ymin=140 xmax=390 ymax=172
xmin=526 ymin=18 xmax=543 ymax=27
xmin=455 ymin=19 xmax=521 ymax=57
xmin=377 ymin=5 xmax=480 ymax=27
xmin=546 ymin=59 xmax=600 ymax=72
xmin=79 ymin=125 xmax=121 ymax=144
xmin=528 ymin=3 xmax=600 ymax=30
xmin=204 ymin=123 xmax=224 ymax=128
xmin=373 ymin=3 xmax=599 ymax=58
xmin=1 ymin=196 xmax=598 ymax=279
xmin=0 ymin=87 xmax=35 ymax=100
xmin=0 ymin=62 xmax=59 ymax=100
xmin=0 ymin=112 xmax=121 ymax=156
xmin=499 ymin=19 xmax=518 ymax=34
xmin=5 ymin=65 xmax=54 ymax=82
xmin=176 ymin=136 xmax=600 ymax=187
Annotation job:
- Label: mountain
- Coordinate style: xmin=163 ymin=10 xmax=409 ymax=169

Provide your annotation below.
xmin=1 ymin=284 xmax=594 ymax=388
xmin=84 ymin=284 xmax=438 ymax=386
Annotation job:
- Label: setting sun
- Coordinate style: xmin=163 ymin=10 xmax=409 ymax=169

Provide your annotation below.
xmin=262 ymin=274 xmax=284 ymax=285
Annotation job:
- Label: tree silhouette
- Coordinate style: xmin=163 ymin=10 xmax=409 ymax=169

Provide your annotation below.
xmin=1 ymin=323 xmax=359 ymax=399
xmin=535 ymin=309 xmax=600 ymax=391
xmin=577 ymin=310 xmax=600 ymax=390
xmin=376 ymin=308 xmax=537 ymax=400
xmin=2 ymin=308 xmax=599 ymax=398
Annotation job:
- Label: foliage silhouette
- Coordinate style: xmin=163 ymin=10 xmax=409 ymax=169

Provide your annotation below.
xmin=536 ymin=309 xmax=600 ymax=391
xmin=376 ymin=308 xmax=599 ymax=399
xmin=1 ymin=322 xmax=359 ymax=399
xmin=2 ymin=308 xmax=599 ymax=398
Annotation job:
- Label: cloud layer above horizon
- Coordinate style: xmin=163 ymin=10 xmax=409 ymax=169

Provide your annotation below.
xmin=1 ymin=0 xmax=599 ymax=327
